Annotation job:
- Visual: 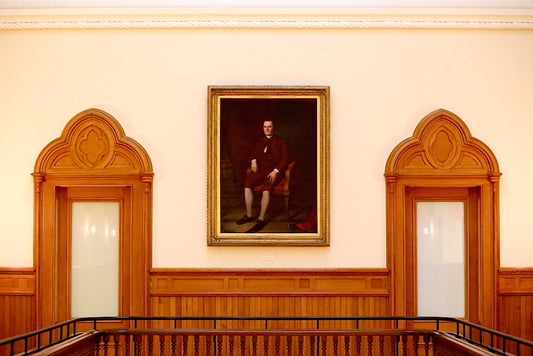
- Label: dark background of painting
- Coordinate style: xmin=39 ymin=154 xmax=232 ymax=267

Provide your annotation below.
xmin=220 ymin=98 xmax=318 ymax=222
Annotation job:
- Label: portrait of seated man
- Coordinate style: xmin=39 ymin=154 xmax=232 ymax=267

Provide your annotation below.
xmin=217 ymin=96 xmax=319 ymax=237
xmin=236 ymin=119 xmax=289 ymax=233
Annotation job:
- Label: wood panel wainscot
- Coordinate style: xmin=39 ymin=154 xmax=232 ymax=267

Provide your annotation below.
xmin=0 ymin=268 xmax=36 ymax=341
xmin=498 ymin=268 xmax=533 ymax=342
xmin=150 ymin=269 xmax=391 ymax=326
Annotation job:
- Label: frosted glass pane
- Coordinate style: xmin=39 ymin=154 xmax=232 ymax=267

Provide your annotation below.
xmin=417 ymin=202 xmax=465 ymax=317
xmin=71 ymin=202 xmax=119 ymax=317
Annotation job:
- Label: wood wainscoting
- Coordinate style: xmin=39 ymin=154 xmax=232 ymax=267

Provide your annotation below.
xmin=149 ymin=268 xmax=391 ymax=326
xmin=498 ymin=268 xmax=533 ymax=341
xmin=0 ymin=268 xmax=36 ymax=340
xmin=2 ymin=267 xmax=532 ymax=343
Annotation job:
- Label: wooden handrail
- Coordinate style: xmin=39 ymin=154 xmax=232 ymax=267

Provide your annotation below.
xmin=35 ymin=328 xmax=497 ymax=356
xmin=2 ymin=316 xmax=532 ymax=356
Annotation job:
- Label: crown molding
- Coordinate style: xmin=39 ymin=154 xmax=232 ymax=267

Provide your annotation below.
xmin=1 ymin=19 xmax=533 ymax=30
xmin=1 ymin=8 xmax=533 ymax=30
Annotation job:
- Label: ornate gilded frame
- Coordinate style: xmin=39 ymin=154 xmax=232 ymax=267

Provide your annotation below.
xmin=207 ymin=86 xmax=330 ymax=246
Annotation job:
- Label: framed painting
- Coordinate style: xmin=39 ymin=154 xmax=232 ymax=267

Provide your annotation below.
xmin=207 ymin=86 xmax=330 ymax=246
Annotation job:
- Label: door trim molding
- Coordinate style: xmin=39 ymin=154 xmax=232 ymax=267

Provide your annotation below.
xmin=384 ymin=108 xmax=501 ymax=327
xmin=33 ymin=108 xmax=153 ymax=327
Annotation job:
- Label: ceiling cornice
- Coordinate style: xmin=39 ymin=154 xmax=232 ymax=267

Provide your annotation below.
xmin=1 ymin=9 xmax=532 ymax=30
xmin=1 ymin=19 xmax=533 ymax=30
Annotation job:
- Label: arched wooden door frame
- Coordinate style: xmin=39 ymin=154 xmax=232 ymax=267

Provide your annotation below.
xmin=385 ymin=109 xmax=501 ymax=327
xmin=33 ymin=108 xmax=153 ymax=327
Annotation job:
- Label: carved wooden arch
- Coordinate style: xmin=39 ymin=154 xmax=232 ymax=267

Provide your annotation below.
xmin=34 ymin=108 xmax=152 ymax=175
xmin=385 ymin=108 xmax=500 ymax=176
xmin=385 ymin=108 xmax=501 ymax=328
xmin=33 ymin=108 xmax=153 ymax=327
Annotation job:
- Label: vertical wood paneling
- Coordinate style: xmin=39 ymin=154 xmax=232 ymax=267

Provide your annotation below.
xmin=149 ymin=269 xmax=392 ymax=332
xmin=498 ymin=268 xmax=533 ymax=342
xmin=151 ymin=295 xmax=393 ymax=331
xmin=3 ymin=267 xmax=532 ymax=348
xmin=0 ymin=268 xmax=36 ymax=355
xmin=0 ymin=294 xmax=36 ymax=340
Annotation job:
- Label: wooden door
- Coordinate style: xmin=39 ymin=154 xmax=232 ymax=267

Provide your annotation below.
xmin=405 ymin=187 xmax=481 ymax=330
xmin=55 ymin=186 xmax=132 ymax=330
xmin=34 ymin=109 xmax=153 ymax=328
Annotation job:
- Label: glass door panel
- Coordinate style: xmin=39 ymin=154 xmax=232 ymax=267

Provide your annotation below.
xmin=71 ymin=201 xmax=119 ymax=317
xmin=416 ymin=201 xmax=465 ymax=317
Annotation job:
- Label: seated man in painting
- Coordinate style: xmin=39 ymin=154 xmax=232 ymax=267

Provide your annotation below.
xmin=236 ymin=119 xmax=289 ymax=233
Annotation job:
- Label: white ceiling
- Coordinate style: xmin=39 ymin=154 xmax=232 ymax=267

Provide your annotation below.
xmin=1 ymin=0 xmax=533 ymax=8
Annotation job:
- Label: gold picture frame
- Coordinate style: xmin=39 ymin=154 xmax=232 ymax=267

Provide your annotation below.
xmin=207 ymin=86 xmax=330 ymax=246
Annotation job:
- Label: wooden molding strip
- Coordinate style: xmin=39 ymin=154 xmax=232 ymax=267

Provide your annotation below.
xmin=150 ymin=268 xmax=390 ymax=296
xmin=0 ymin=268 xmax=36 ymax=295
xmin=1 ymin=19 xmax=533 ymax=31
xmin=498 ymin=268 xmax=533 ymax=296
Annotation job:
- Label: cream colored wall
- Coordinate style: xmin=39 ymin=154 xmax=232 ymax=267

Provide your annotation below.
xmin=0 ymin=9 xmax=532 ymax=268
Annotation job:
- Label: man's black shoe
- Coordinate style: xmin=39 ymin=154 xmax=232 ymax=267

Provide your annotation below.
xmin=246 ymin=219 xmax=266 ymax=233
xmin=236 ymin=215 xmax=254 ymax=225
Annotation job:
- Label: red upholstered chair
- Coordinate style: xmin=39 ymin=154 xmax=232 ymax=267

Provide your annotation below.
xmin=252 ymin=161 xmax=295 ymax=221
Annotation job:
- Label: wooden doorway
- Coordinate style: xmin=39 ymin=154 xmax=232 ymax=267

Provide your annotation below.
xmin=385 ymin=109 xmax=500 ymax=328
xmin=405 ymin=187 xmax=481 ymax=329
xmin=33 ymin=109 xmax=153 ymax=327
xmin=55 ymin=186 xmax=131 ymax=324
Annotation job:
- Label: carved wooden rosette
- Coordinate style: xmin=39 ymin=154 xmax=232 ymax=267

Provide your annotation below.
xmin=33 ymin=108 xmax=153 ymax=327
xmin=385 ymin=108 xmax=501 ymax=328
